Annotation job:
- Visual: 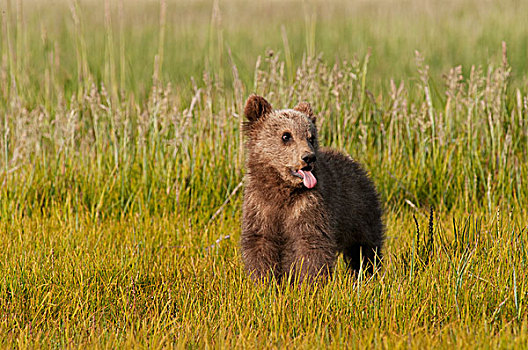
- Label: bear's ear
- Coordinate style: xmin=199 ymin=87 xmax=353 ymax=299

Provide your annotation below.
xmin=244 ymin=95 xmax=273 ymax=123
xmin=294 ymin=102 xmax=316 ymax=123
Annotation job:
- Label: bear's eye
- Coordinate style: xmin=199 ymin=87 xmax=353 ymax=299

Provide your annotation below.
xmin=282 ymin=132 xmax=292 ymax=143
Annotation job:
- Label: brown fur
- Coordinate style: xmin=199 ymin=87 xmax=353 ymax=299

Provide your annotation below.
xmin=241 ymin=94 xmax=385 ymax=283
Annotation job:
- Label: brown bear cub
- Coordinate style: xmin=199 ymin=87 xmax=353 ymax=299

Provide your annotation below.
xmin=241 ymin=95 xmax=385 ymax=283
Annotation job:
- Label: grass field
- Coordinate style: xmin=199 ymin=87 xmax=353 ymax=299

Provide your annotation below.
xmin=1 ymin=0 xmax=528 ymax=347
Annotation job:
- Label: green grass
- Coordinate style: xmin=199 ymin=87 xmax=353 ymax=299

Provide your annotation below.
xmin=1 ymin=0 xmax=528 ymax=347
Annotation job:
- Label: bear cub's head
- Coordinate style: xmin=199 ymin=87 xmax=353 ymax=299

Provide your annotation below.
xmin=243 ymin=94 xmax=319 ymax=189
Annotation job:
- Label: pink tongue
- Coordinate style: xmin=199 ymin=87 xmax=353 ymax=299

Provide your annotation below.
xmin=298 ymin=170 xmax=317 ymax=189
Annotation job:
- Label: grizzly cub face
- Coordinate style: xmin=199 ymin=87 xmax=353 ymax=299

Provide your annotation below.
xmin=243 ymin=95 xmax=319 ymax=189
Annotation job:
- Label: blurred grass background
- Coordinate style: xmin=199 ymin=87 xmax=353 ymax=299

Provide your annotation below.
xmin=1 ymin=0 xmax=528 ymax=347
xmin=3 ymin=0 xmax=528 ymax=102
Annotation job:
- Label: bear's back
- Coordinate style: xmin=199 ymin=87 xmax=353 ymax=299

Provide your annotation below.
xmin=316 ymin=148 xmax=384 ymax=249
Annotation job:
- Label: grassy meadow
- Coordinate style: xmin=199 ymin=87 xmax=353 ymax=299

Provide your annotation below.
xmin=1 ymin=0 xmax=528 ymax=347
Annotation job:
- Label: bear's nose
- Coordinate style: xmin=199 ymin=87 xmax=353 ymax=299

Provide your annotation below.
xmin=302 ymin=153 xmax=317 ymax=164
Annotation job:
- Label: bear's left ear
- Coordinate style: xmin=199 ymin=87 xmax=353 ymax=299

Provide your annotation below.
xmin=294 ymin=102 xmax=316 ymax=124
xmin=244 ymin=94 xmax=273 ymax=123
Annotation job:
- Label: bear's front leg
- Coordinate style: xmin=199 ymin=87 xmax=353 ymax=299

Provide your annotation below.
xmin=282 ymin=220 xmax=337 ymax=283
xmin=240 ymin=229 xmax=283 ymax=282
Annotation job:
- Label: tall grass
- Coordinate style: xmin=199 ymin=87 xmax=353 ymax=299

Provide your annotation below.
xmin=1 ymin=0 xmax=527 ymax=347
xmin=1 ymin=46 xmax=526 ymax=219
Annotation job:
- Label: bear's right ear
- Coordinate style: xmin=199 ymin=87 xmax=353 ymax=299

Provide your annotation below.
xmin=294 ymin=102 xmax=316 ymax=124
xmin=244 ymin=95 xmax=273 ymax=123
